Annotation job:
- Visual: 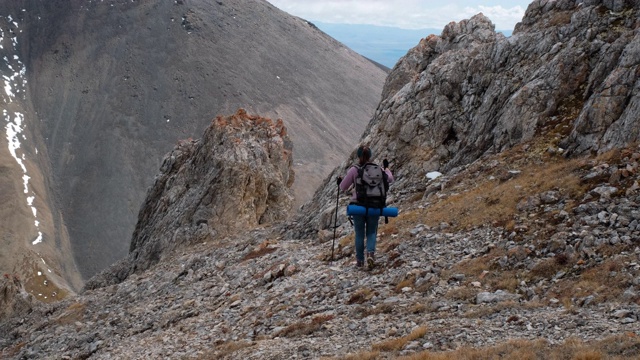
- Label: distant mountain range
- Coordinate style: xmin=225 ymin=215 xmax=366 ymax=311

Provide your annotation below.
xmin=313 ymin=22 xmax=513 ymax=68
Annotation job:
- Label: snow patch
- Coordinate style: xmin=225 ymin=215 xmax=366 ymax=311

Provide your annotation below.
xmin=32 ymin=232 xmax=43 ymax=245
xmin=2 ymin=16 xmax=42 ymax=246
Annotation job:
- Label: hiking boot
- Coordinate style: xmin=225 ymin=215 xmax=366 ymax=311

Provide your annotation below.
xmin=356 ymin=259 xmax=364 ymax=268
xmin=367 ymin=252 xmax=375 ymax=269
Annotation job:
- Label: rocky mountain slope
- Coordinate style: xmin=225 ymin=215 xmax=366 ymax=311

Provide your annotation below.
xmin=2 ymin=132 xmax=640 ymax=359
xmin=0 ymin=10 xmax=83 ymax=302
xmin=294 ymin=0 xmax=640 ymax=237
xmin=0 ymin=0 xmax=386 ymax=290
xmin=3 ymin=0 xmax=640 ymax=358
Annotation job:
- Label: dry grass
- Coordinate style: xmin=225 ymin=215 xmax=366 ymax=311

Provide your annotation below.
xmin=378 ymin=221 xmax=400 ymax=243
xmin=194 ymin=340 xmax=254 ymax=359
xmin=339 ymin=233 xmax=355 ymax=248
xmin=444 ymin=249 xmax=526 ymax=296
xmin=463 ymin=300 xmax=521 ymax=319
xmin=528 ymin=257 xmax=565 ymax=279
xmin=22 ymin=264 xmax=69 ymax=304
xmin=274 ymin=314 xmax=334 ymax=338
xmin=348 ymin=288 xmax=375 ymax=304
xmin=355 ymin=303 xmax=395 ymax=318
xmin=409 ymin=302 xmax=429 ymax=314
xmin=405 ymin=141 xmax=640 ymax=234
xmin=393 ymin=334 xmax=640 ymax=360
xmin=242 ymin=239 xmax=278 ymax=261
xmin=447 ymin=249 xmax=505 ymax=276
xmin=242 ymin=246 xmax=277 ymax=261
xmin=490 ymin=269 xmax=522 ymax=292
xmin=53 ymin=302 xmax=87 ymax=325
xmin=420 ymin=157 xmax=586 ymax=231
xmin=445 ymin=286 xmax=478 ymax=302
xmin=396 ymin=275 xmax=417 ymax=293
xmin=322 ymin=351 xmax=380 ymax=360
xmin=547 ymin=254 xmax=635 ymax=305
xmin=495 ymin=275 xmax=520 ymax=293
xmin=372 ymin=326 xmax=428 ymax=352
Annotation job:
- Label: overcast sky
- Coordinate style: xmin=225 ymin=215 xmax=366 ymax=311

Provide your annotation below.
xmin=267 ymin=0 xmax=533 ymax=31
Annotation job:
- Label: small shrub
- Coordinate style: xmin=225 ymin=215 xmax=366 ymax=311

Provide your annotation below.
xmin=200 ymin=340 xmax=253 ymax=359
xmin=322 ymin=351 xmax=380 ymax=360
xmin=529 ymin=258 xmax=562 ymax=279
xmin=242 ymin=246 xmax=276 ymax=261
xmin=495 ymin=276 xmax=520 ymax=293
xmin=356 ymin=303 xmax=395 ymax=318
xmin=464 ymin=300 xmax=520 ymax=319
xmin=445 ymin=286 xmax=477 ymax=302
xmin=555 ymin=253 xmax=569 ymax=266
xmin=348 ymin=288 xmax=375 ymax=305
xmin=54 ymin=302 xmax=87 ymax=325
xmin=409 ymin=302 xmax=428 ymax=314
xmin=339 ymin=234 xmax=355 ymax=248
xmin=395 ymin=276 xmax=416 ymax=293
xmin=275 ymin=314 xmax=334 ymax=338
xmin=372 ymin=326 xmax=428 ymax=352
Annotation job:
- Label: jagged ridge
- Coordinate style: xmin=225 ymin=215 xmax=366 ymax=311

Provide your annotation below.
xmin=294 ymin=0 xmax=640 ymax=237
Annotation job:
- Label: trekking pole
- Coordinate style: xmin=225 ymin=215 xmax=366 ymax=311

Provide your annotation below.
xmin=331 ymin=182 xmax=340 ymax=262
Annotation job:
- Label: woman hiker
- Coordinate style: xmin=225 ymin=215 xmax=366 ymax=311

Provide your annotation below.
xmin=337 ymin=145 xmax=394 ymax=269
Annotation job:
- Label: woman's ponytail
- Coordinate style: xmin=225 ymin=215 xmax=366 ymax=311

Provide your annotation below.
xmin=357 ymin=145 xmax=371 ymax=165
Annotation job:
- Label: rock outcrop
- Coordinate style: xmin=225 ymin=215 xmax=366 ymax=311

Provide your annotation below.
xmin=294 ymin=0 xmax=640 ymax=238
xmin=378 ymin=0 xmax=640 ymax=175
xmin=0 ymin=275 xmax=33 ymax=320
xmin=84 ymin=109 xmax=294 ymax=289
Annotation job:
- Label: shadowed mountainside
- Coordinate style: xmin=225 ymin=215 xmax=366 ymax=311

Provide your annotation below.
xmin=0 ymin=0 xmax=386 ymax=286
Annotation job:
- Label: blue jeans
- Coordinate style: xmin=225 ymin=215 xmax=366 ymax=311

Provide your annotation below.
xmin=352 ymin=214 xmax=379 ymax=263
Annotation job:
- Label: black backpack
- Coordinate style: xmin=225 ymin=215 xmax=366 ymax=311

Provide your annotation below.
xmin=354 ymin=163 xmax=389 ymax=210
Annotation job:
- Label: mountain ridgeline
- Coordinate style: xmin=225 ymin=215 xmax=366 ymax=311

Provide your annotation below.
xmin=294 ymin=0 xmax=640 ymax=236
xmin=0 ymin=0 xmax=387 ymax=293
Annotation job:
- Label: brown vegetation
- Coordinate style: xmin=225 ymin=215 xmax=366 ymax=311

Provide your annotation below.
xmin=195 ymin=340 xmax=254 ymax=359
xmin=333 ymin=334 xmax=640 ymax=360
xmin=419 ymin=156 xmax=586 ymax=231
xmin=348 ymin=288 xmax=376 ymax=304
xmin=274 ymin=314 xmax=335 ymax=338
xmin=22 ymin=264 xmax=69 ymax=304
xmin=242 ymin=240 xmax=278 ymax=261
xmin=395 ymin=335 xmax=640 ymax=360
xmin=372 ymin=326 xmax=428 ymax=352
xmin=53 ymin=302 xmax=87 ymax=325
